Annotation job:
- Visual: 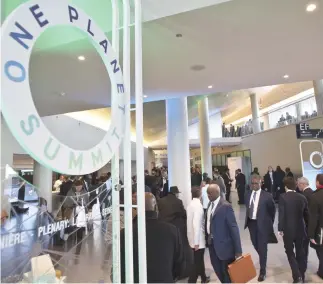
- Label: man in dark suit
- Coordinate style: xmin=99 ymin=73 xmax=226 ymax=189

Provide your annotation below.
xmin=158 ymin=186 xmax=186 ymax=224
xmin=222 ymin=168 xmax=233 ymax=203
xmin=308 ymin=174 xmax=323 ymax=280
xmin=245 ymin=175 xmax=277 ymax=282
xmin=120 ymin=192 xmax=184 ymax=283
xmin=59 ymin=176 xmax=74 ymax=196
xmin=158 ymin=186 xmax=192 ymax=279
xmin=297 ymin=176 xmax=313 ymax=266
xmin=206 ymin=184 xmax=242 ymax=283
xmin=263 ymin=166 xmax=275 ymax=194
xmin=278 ymin=177 xmax=308 ymax=283
xmin=235 ymin=169 xmax=246 ymax=204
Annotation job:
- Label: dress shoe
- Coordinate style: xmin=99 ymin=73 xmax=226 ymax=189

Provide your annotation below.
xmin=202 ymin=276 xmax=211 ymax=283
xmin=258 ymin=274 xmax=266 ymax=282
xmin=293 ymin=277 xmax=303 ymax=283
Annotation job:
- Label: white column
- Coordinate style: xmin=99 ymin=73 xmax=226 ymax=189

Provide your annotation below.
xmin=111 ymin=0 xmax=121 ymax=282
xmin=166 ymin=97 xmax=191 ymax=208
xmin=249 ymin=93 xmax=261 ymax=134
xmin=134 ymin=0 xmax=147 ymax=281
xmin=314 ymin=79 xmax=323 ymax=116
xmin=262 ymin=113 xmax=270 ymax=130
xmin=198 ymin=98 xmax=212 ymax=178
xmin=33 ymin=161 xmax=53 ymax=212
xmin=122 ymin=0 xmax=134 ymax=282
xmin=295 ymin=103 xmax=302 ymax=122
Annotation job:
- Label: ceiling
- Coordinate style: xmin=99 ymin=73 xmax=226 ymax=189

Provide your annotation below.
xmin=64 ymin=80 xmax=314 ymax=144
xmin=2 ymin=0 xmax=323 ymax=144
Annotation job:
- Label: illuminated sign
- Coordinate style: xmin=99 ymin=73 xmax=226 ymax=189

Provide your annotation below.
xmin=1 ymin=0 xmax=126 ymax=174
xmin=309 ymin=151 xmax=323 ymax=169
xmin=296 ymin=123 xmax=323 ymax=139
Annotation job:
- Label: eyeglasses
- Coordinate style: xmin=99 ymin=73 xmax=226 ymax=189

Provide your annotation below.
xmin=251 ymin=182 xmax=259 ymax=185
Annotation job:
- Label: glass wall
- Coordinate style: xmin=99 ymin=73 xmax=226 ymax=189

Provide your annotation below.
xmin=212 ymin=149 xmax=251 ymax=167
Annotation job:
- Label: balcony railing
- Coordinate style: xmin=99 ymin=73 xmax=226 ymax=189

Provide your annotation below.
xmin=222 ymin=96 xmax=318 ymax=137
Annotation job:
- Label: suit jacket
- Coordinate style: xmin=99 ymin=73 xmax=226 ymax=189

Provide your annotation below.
xmin=263 ymin=171 xmax=275 ymax=191
xmin=245 ymin=190 xmax=277 ymax=243
xmin=213 ymin=176 xmax=226 ymax=195
xmin=206 ymin=198 xmax=242 ymax=260
xmin=302 ymin=187 xmax=313 ymax=205
xmin=162 ymin=179 xmax=169 ymax=197
xmin=308 ymin=188 xmax=323 ymax=240
xmin=222 ymin=173 xmax=232 ymax=189
xmin=278 ymin=191 xmax=308 ymax=239
xmin=59 ymin=179 xmax=73 ymax=196
xmin=235 ymin=173 xmax=246 ymax=188
xmin=120 ymin=211 xmax=184 ymax=283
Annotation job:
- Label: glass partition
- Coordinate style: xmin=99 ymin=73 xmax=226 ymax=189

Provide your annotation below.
xmin=222 ymin=95 xmax=318 ymax=137
xmin=1 ymin=166 xmax=115 ymax=283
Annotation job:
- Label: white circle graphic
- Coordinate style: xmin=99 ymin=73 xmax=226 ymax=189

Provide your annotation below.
xmin=1 ymin=0 xmax=126 ymax=175
xmin=309 ymin=151 xmax=323 ymax=169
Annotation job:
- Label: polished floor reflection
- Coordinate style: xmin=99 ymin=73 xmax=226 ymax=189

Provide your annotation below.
xmin=1 ymin=191 xmax=321 ymax=283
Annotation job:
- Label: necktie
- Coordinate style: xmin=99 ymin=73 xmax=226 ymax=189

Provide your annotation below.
xmin=248 ymin=192 xmax=256 ymax=219
xmin=209 ymin=201 xmax=215 ymax=233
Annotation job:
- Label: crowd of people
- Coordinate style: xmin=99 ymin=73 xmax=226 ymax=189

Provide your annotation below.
xmin=119 ymin=166 xmax=323 ymax=283
xmin=222 ymin=109 xmax=318 ymax=138
xmin=277 ymin=110 xmax=318 ymax=127
xmin=222 ymin=120 xmax=255 ymax=138
xmin=10 ymin=165 xmax=321 ymax=283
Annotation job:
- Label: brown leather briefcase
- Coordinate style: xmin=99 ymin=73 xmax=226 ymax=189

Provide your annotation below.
xmin=228 ymin=254 xmax=257 ymax=283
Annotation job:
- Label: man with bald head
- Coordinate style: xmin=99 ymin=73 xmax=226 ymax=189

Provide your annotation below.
xmin=245 ymin=175 xmax=276 ymax=282
xmin=205 ymin=184 xmax=242 ymax=283
xmin=120 ymin=190 xmax=184 ymax=283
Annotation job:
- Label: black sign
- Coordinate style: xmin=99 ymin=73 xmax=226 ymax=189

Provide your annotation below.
xmin=296 ymin=123 xmax=323 ymax=139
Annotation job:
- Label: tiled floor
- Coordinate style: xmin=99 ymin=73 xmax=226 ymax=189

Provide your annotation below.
xmin=201 ymin=191 xmax=321 ymax=283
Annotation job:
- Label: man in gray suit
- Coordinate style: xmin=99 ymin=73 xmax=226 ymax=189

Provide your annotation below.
xmin=212 ymin=169 xmax=226 ymax=198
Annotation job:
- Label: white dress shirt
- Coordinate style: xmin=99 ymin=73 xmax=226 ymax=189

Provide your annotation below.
xmin=207 ymin=196 xmax=220 ymax=235
xmin=201 ymin=184 xmax=210 ymax=209
xmin=269 ymin=171 xmax=273 ymax=184
xmin=53 ymin=180 xmax=62 ymax=191
xmin=187 ymin=198 xmax=206 ymax=249
xmin=249 ymin=190 xmax=261 ymax=220
xmin=105 ymin=178 xmax=112 ymax=191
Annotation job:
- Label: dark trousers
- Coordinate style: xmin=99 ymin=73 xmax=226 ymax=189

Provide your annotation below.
xmin=209 ymin=245 xmax=233 ymax=283
xmin=283 ymin=236 xmax=306 ymax=280
xmin=247 ymin=219 xmax=267 ymax=274
xmin=303 ymin=238 xmax=310 ymax=271
xmin=188 ymin=248 xmax=207 ymax=283
xmin=226 ymin=186 xmax=231 ymax=203
xmin=317 ymin=246 xmax=323 ymax=278
xmin=237 ymin=185 xmax=245 ymax=204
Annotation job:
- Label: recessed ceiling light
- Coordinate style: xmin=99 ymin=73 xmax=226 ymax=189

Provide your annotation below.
xmin=208 ymin=85 xmax=213 ymax=89
xmin=190 ymin=65 xmax=206 ymax=71
xmin=283 ymin=74 xmax=289 ymax=79
xmin=60 ymin=92 xmax=66 ymax=96
xmin=143 ymin=95 xmax=148 ymax=98
xmin=306 ymin=3 xmax=317 ymax=12
xmin=226 ymin=94 xmax=229 ymax=97
xmin=78 ymin=55 xmax=85 ymax=61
